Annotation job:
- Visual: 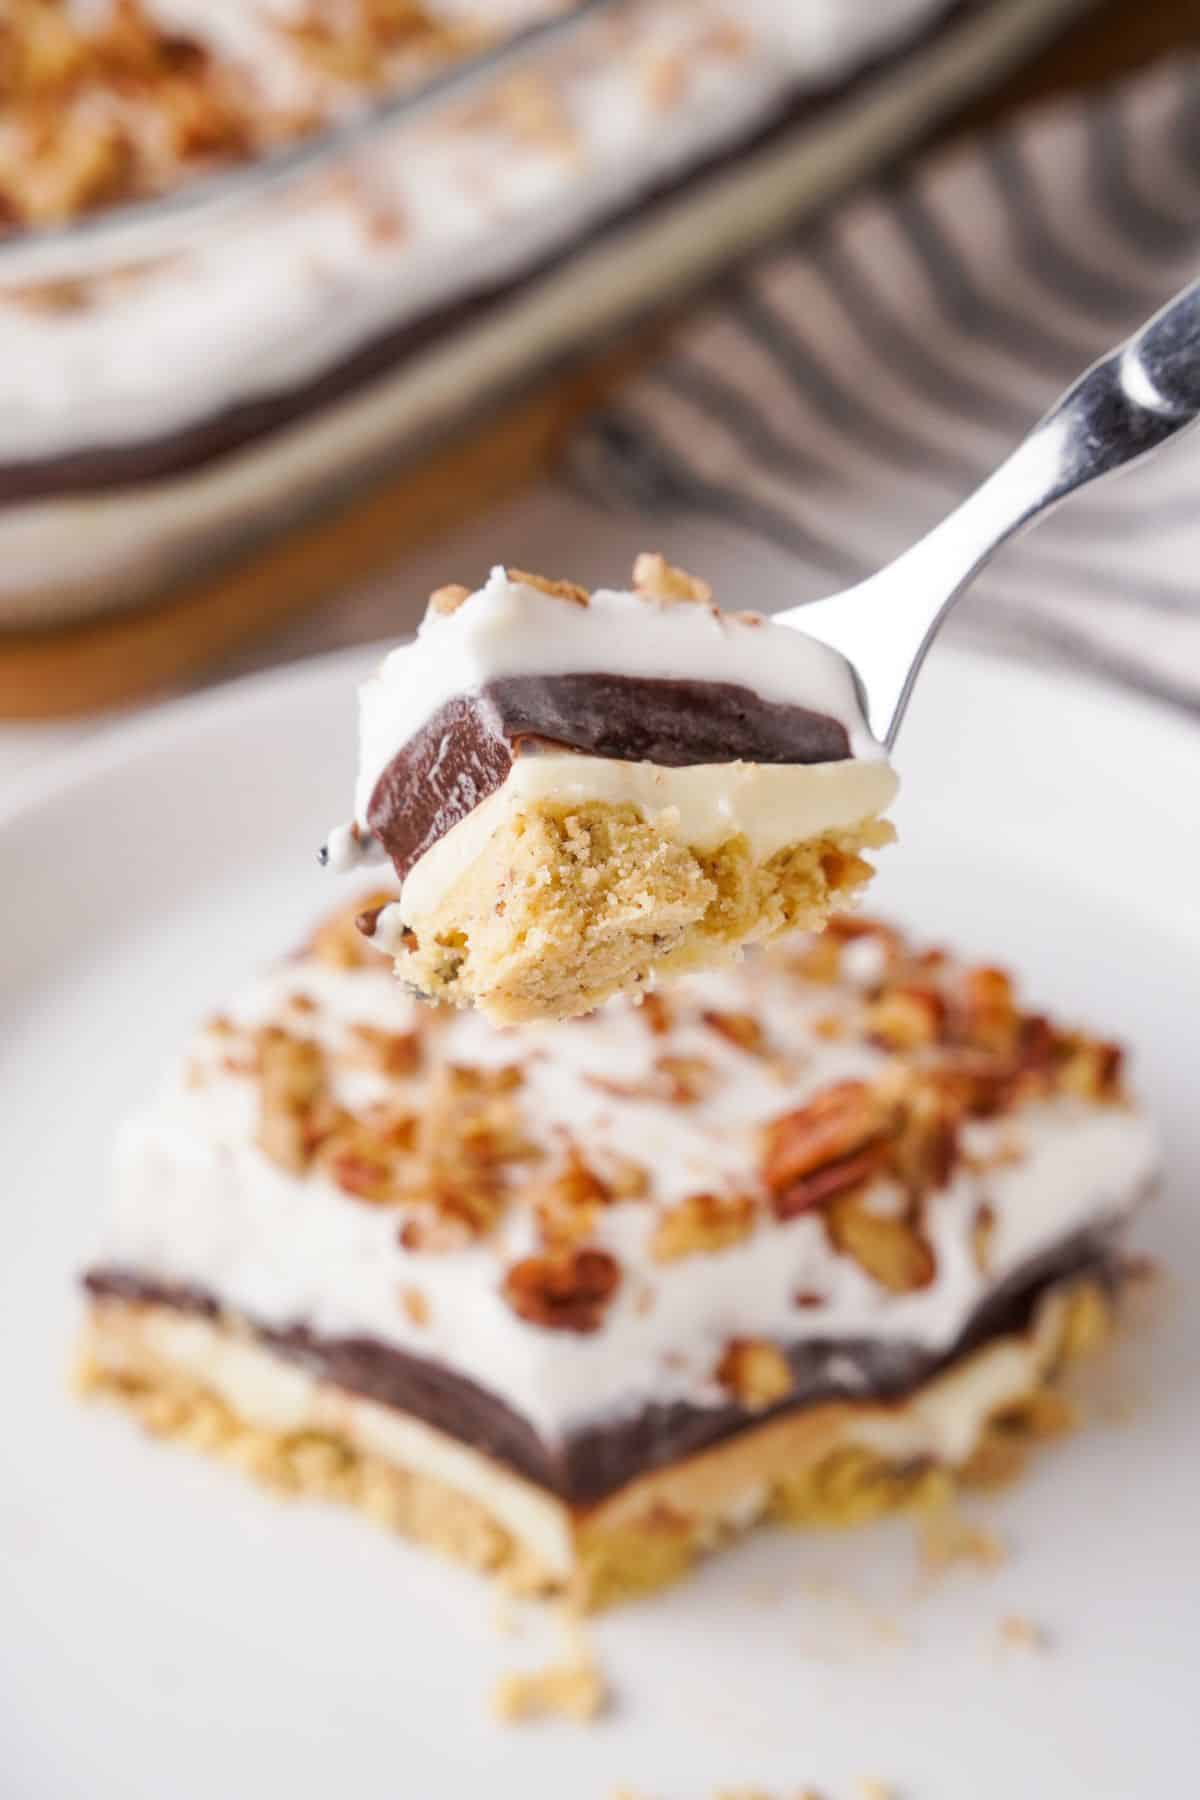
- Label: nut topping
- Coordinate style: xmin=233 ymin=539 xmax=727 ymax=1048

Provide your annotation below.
xmin=651 ymin=1191 xmax=757 ymax=1262
xmin=631 ymin=551 xmax=713 ymax=606
xmin=507 ymin=567 xmax=589 ymax=607
xmin=865 ymin=985 xmax=945 ymax=1050
xmin=701 ymin=1010 xmax=767 ymax=1055
xmin=532 ymin=1147 xmax=613 ymax=1249
xmin=502 ymin=1248 xmax=621 ymax=1334
xmin=255 ymin=1028 xmax=327 ymax=1175
xmin=427 ymin=583 xmax=472 ymax=617
xmin=825 ymin=1192 xmax=935 ymax=1295
xmin=345 ymin=1023 xmax=422 ymax=1077
xmin=762 ymin=1081 xmax=888 ymax=1198
xmin=716 ymin=1338 xmax=794 ymax=1410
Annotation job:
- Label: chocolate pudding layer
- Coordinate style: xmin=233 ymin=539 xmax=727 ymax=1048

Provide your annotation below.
xmin=84 ymin=1229 xmax=1122 ymax=1506
xmin=366 ymin=674 xmax=853 ymax=883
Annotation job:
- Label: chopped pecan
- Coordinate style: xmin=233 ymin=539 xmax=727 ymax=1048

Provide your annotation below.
xmin=426 ymin=583 xmax=471 ymax=617
xmin=345 ymin=1023 xmax=422 ymax=1077
xmin=255 ymin=1028 xmax=326 ymax=1175
xmin=587 ymin=1053 xmax=715 ymax=1107
xmin=400 ymin=1286 xmax=430 ymax=1327
xmin=716 ymin=1338 xmax=793 ymax=1410
xmin=445 ymin=1062 xmax=524 ymax=1096
xmin=826 ymin=914 xmax=904 ymax=952
xmin=502 ymin=1249 xmax=621 ymax=1334
xmin=762 ymin=1081 xmax=887 ymax=1196
xmin=397 ymin=1203 xmax=480 ymax=1254
xmin=631 ymin=551 xmax=713 ymax=605
xmin=972 ymin=1202 xmax=996 ymax=1275
xmin=313 ymin=1103 xmax=416 ymax=1203
xmin=598 ymin=1153 xmax=651 ymax=1201
xmin=865 ymin=985 xmax=946 ymax=1050
xmin=532 ymin=1147 xmax=613 ymax=1249
xmin=960 ymin=966 xmax=1019 ymax=1053
xmin=507 ymin=566 xmax=589 ymax=606
xmin=789 ymin=934 xmax=842 ymax=983
xmin=326 ymin=1145 xmax=396 ymax=1203
xmin=651 ymin=1191 xmax=757 ymax=1262
xmin=310 ymin=892 xmax=397 ymax=968
xmin=1055 ymin=1037 xmax=1124 ymax=1102
xmin=701 ymin=1010 xmax=766 ymax=1055
xmin=652 ymin=1054 xmax=717 ymax=1106
xmin=637 ymin=991 xmax=673 ymax=1036
xmin=889 ymin=1073 xmax=962 ymax=1193
xmin=771 ymin=1144 xmax=890 ymax=1219
xmin=826 ymin=1193 xmax=935 ymax=1294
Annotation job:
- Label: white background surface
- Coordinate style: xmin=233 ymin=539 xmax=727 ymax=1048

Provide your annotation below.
xmin=1 ymin=517 xmax=1198 ymax=1799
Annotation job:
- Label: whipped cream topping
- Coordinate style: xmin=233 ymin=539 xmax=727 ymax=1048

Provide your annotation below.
xmin=2 ymin=0 xmax=955 ymax=466
xmin=98 ymin=938 xmax=1157 ymax=1443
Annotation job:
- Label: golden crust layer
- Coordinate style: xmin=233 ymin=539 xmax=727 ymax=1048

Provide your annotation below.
xmin=394 ymin=804 xmax=895 ymax=1026
xmin=76 ymin=1277 xmax=1113 ymax=1611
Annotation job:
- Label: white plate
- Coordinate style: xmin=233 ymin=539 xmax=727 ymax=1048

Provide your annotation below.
xmin=1 ymin=643 xmax=1197 ymax=1800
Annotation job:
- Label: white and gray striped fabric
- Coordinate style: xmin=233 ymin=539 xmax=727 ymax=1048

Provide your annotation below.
xmin=568 ymin=62 xmax=1200 ymax=718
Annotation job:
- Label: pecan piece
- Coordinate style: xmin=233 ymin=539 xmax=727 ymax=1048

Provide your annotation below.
xmin=1055 ymin=1037 xmax=1124 ymax=1102
xmin=761 ymin=1081 xmax=887 ymax=1195
xmin=960 ymin=966 xmax=1019 ymax=1053
xmin=716 ymin=1338 xmax=793 ymax=1410
xmin=426 ymin=583 xmax=472 ymax=617
xmin=826 ymin=1193 xmax=935 ymax=1294
xmin=631 ymin=551 xmax=713 ymax=605
xmin=865 ymin=985 xmax=946 ymax=1051
xmin=255 ymin=1027 xmax=326 ymax=1174
xmin=507 ymin=566 xmax=589 ymax=606
xmin=502 ymin=1249 xmax=621 ymax=1334
xmin=309 ymin=892 xmax=396 ymax=969
xmin=637 ymin=991 xmax=673 ymax=1036
xmin=771 ymin=1144 xmax=890 ymax=1220
xmin=345 ymin=1023 xmax=422 ymax=1077
xmin=701 ymin=1010 xmax=766 ymax=1055
xmin=652 ymin=1054 xmax=717 ymax=1106
xmin=651 ymin=1191 xmax=757 ymax=1262
xmin=533 ymin=1147 xmax=613 ymax=1249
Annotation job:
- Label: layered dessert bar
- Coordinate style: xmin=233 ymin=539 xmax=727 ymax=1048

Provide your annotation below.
xmin=79 ymin=900 xmax=1156 ymax=1608
xmin=0 ymin=0 xmax=1095 ymax=628
xmin=326 ymin=557 xmax=897 ymax=1021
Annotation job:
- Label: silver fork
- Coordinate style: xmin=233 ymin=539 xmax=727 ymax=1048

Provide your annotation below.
xmin=783 ymin=275 xmax=1200 ymax=746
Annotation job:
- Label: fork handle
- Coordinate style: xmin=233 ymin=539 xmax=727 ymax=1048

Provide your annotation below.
xmin=787 ymin=275 xmax=1200 ymax=746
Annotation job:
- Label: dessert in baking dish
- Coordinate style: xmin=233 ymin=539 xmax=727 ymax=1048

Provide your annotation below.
xmin=327 ymin=557 xmax=897 ymax=1021
xmin=0 ymin=0 xmax=1094 ymax=627
xmin=79 ymin=901 xmax=1155 ymax=1607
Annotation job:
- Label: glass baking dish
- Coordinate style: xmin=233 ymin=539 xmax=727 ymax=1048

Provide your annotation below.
xmin=0 ymin=0 xmax=1094 ymax=639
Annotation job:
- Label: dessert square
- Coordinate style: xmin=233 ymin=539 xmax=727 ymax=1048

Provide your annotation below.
xmin=0 ymin=2 xmax=1087 ymax=630
xmin=79 ymin=900 xmax=1155 ymax=1608
xmin=330 ymin=558 xmax=898 ymax=1021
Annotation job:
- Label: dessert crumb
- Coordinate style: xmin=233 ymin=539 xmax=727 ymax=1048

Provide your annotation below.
xmin=490 ymin=1653 xmax=608 ymax=1724
xmin=854 ymin=1782 xmax=895 ymax=1800
xmin=917 ymin=1503 xmax=1006 ymax=1575
xmin=997 ymin=1613 xmax=1052 ymax=1652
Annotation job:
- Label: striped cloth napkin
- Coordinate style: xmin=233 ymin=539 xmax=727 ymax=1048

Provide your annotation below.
xmin=567 ymin=60 xmax=1200 ymax=719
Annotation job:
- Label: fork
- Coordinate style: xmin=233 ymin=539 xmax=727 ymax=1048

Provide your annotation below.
xmin=784 ymin=275 xmax=1200 ymax=745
